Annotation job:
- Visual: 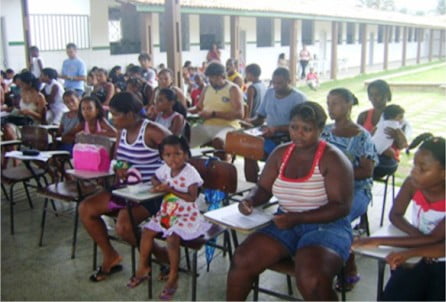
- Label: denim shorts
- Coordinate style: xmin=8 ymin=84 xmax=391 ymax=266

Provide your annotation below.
xmin=347 ymin=188 xmax=372 ymax=222
xmin=258 ymin=209 xmax=352 ymax=262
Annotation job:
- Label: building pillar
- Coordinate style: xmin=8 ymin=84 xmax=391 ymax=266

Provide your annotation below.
xmin=428 ymin=28 xmax=434 ymax=62
xmin=330 ymin=21 xmax=338 ymax=80
xmin=360 ymin=23 xmax=367 ymax=74
xmin=139 ymin=12 xmax=153 ymax=58
xmin=440 ymin=30 xmax=445 ymax=58
xmin=21 ymin=0 xmax=31 ymax=69
xmin=383 ymin=25 xmax=389 ymax=70
xmin=416 ymin=28 xmax=423 ymax=64
xmin=165 ymin=0 xmax=182 ymax=89
xmin=289 ymin=19 xmax=299 ymax=87
xmin=402 ymin=26 xmax=407 ymax=67
xmin=230 ymin=15 xmax=240 ymax=61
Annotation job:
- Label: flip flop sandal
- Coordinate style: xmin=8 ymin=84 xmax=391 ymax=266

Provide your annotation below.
xmin=126 ymin=275 xmax=150 ymax=288
xmin=89 ymin=264 xmax=123 ymax=282
xmin=159 ymin=287 xmax=177 ymax=300
xmin=335 ymin=274 xmax=360 ymax=292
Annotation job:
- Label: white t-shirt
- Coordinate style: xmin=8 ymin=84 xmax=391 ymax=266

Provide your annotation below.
xmin=371 ymin=119 xmax=401 ymax=155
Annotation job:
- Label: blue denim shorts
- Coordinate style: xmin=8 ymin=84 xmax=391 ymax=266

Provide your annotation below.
xmin=258 ymin=209 xmax=353 ymax=262
xmin=347 ymin=188 xmax=372 ymax=222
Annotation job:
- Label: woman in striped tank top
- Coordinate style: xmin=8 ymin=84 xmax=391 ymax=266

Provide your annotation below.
xmin=227 ymin=102 xmax=354 ymax=301
xmin=79 ymin=92 xmax=171 ymax=282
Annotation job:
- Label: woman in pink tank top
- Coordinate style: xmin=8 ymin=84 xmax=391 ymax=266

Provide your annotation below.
xmin=227 ymin=102 xmax=354 ymax=301
xmin=66 ymin=96 xmax=117 ymax=139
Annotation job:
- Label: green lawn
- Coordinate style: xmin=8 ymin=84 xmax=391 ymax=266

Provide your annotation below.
xmin=295 ymin=60 xmax=446 ymax=186
xmin=390 ymin=65 xmax=446 ymax=83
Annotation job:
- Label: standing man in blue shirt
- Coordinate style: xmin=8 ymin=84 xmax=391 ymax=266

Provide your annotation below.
xmin=61 ymin=43 xmax=87 ymax=97
xmin=243 ymin=67 xmax=307 ymax=182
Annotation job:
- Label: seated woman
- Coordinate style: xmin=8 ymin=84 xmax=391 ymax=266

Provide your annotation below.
xmin=354 ymin=133 xmax=445 ymax=301
xmin=321 ymin=88 xmax=378 ymax=291
xmin=227 ymin=102 xmax=354 ymax=301
xmin=357 ymin=79 xmax=410 ymax=178
xmin=79 ymin=92 xmax=171 ymax=282
xmin=65 ymin=96 xmax=116 ymax=139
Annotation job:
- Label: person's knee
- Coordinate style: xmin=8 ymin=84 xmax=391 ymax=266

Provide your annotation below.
xmin=296 ymin=269 xmax=328 ymax=298
xmin=230 ymin=247 xmax=256 ymax=273
xmin=115 ymin=215 xmax=132 ymax=239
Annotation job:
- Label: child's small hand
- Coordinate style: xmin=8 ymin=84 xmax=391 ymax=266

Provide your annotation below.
xmin=115 ymin=168 xmax=128 ymax=182
xmin=152 ymin=183 xmax=171 ymax=193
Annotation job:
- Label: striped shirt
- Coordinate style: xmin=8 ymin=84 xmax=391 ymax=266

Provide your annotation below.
xmin=115 ymin=119 xmax=163 ymax=182
xmin=272 ymin=141 xmax=328 ymax=212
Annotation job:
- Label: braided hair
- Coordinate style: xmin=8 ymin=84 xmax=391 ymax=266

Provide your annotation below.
xmin=407 ymin=133 xmax=445 ymax=168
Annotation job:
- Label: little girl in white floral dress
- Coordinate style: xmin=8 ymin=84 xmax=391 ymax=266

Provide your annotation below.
xmin=127 ymin=135 xmax=211 ymax=300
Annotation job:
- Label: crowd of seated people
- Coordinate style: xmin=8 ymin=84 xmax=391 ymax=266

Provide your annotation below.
xmin=1 ymin=42 xmax=444 ymax=302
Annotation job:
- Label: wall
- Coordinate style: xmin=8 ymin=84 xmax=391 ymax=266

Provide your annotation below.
xmin=1 ymin=0 xmax=26 ymax=70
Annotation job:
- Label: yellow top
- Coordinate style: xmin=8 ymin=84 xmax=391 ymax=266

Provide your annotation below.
xmin=203 ymin=82 xmax=240 ymax=129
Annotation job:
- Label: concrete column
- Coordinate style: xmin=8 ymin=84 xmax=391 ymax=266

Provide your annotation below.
xmin=139 ymin=13 xmax=153 ymax=58
xmin=383 ymin=25 xmax=389 ymax=70
xmin=230 ymin=15 xmax=240 ymax=61
xmin=21 ymin=0 xmax=31 ymax=69
xmin=360 ymin=23 xmax=367 ymax=74
xmin=428 ymin=28 xmax=434 ymax=61
xmin=440 ymin=30 xmax=445 ymax=58
xmin=416 ymin=28 xmax=423 ymax=64
xmin=402 ymin=26 xmax=407 ymax=67
xmin=289 ymin=19 xmax=299 ymax=87
xmin=165 ymin=0 xmax=183 ymax=89
xmin=330 ymin=21 xmax=338 ymax=80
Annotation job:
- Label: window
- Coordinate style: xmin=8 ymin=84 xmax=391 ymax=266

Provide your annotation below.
xmin=302 ymin=20 xmax=314 ymax=45
xmin=394 ymin=26 xmax=400 ymax=43
xmin=346 ymin=22 xmax=355 ymax=44
xmin=108 ymin=6 xmax=141 ymax=55
xmin=199 ymin=14 xmax=224 ymax=50
xmin=337 ymin=22 xmax=343 ymax=44
xmin=281 ymin=19 xmax=292 ymax=46
xmin=159 ymin=13 xmax=190 ymax=52
xmin=30 ymin=14 xmax=90 ymax=51
xmin=414 ymin=28 xmax=419 ymax=42
xmin=377 ymin=25 xmax=384 ymax=43
xmin=408 ymin=27 xmax=413 ymax=42
xmin=256 ymin=17 xmax=274 ymax=47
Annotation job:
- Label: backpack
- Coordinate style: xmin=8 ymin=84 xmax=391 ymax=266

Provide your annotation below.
xmin=72 ymin=133 xmax=114 ymax=172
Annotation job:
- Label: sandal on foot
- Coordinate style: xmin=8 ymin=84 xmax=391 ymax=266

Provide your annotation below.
xmin=335 ymin=274 xmax=360 ymax=292
xmin=126 ymin=275 xmax=150 ymax=289
xmin=158 ymin=264 xmax=170 ymax=281
xmin=159 ymin=287 xmax=177 ymax=300
xmin=89 ymin=264 xmax=123 ymax=282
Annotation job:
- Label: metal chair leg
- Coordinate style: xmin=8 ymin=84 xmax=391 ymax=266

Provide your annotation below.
xmin=379 ymin=175 xmax=390 ymax=227
xmin=23 ymin=181 xmax=34 ymax=209
xmin=192 ymin=250 xmax=198 ymax=301
xmin=71 ymin=203 xmax=79 ymax=259
xmin=185 ymin=247 xmax=191 ymax=271
xmin=253 ymin=276 xmax=259 ymax=301
xmin=93 ymin=242 xmax=98 ymax=270
xmin=148 ymin=254 xmax=153 ymax=299
xmin=38 ymin=198 xmax=49 ymax=246
xmin=286 ymin=275 xmax=293 ymax=295
xmin=9 ymin=184 xmax=15 ymax=235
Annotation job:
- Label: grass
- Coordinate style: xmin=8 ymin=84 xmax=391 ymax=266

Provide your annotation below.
xmin=390 ymin=65 xmax=446 ymax=83
xmin=295 ymin=60 xmax=446 ymax=186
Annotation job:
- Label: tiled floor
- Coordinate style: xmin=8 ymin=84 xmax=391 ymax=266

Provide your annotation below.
xmin=1 ymin=157 xmax=399 ymax=301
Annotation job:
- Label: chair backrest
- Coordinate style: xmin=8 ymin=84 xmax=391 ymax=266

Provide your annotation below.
xmin=225 ymin=131 xmax=264 ymax=161
xmin=189 ymin=157 xmax=237 ymax=194
xmin=20 ymin=125 xmax=49 ymax=150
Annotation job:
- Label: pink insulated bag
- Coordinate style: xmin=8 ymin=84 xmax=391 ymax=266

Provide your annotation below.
xmin=73 ymin=143 xmax=111 ymax=172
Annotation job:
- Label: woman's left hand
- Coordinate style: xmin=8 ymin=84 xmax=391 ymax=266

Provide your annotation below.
xmin=384 ymin=127 xmax=398 ymax=139
xmin=386 ymin=251 xmax=408 ymax=270
xmin=152 ymin=183 xmax=171 ymax=193
xmin=272 ymin=213 xmax=294 ymax=229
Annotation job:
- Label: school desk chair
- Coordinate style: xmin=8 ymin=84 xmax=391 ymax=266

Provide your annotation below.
xmin=146 ymin=156 xmax=237 ymax=301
